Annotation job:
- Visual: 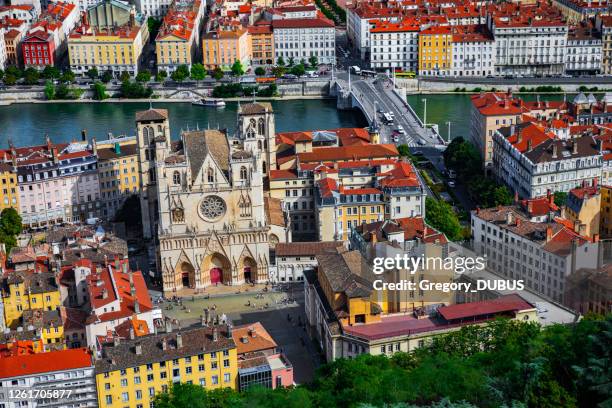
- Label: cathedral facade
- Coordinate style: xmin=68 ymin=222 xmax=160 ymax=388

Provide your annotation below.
xmin=135 ymin=103 xmax=283 ymax=293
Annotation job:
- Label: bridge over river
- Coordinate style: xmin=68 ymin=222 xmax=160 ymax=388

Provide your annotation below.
xmin=332 ymin=72 xmax=447 ymax=148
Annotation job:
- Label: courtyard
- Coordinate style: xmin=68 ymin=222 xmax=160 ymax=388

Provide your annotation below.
xmin=159 ymin=284 xmax=319 ymax=383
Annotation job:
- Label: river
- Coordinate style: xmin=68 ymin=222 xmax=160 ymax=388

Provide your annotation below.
xmin=0 ymin=99 xmax=368 ymax=146
xmin=0 ymin=94 xmax=572 ymax=147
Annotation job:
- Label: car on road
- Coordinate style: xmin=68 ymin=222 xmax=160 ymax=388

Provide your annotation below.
xmin=392 ymin=135 xmax=399 ymax=143
xmin=282 ymin=74 xmax=298 ymax=80
xmin=418 ymin=139 xmax=426 ymax=145
xmin=447 ymin=181 xmax=456 ymax=188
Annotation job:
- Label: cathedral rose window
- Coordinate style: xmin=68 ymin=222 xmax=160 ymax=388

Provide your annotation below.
xmin=199 ymin=195 xmax=226 ymax=221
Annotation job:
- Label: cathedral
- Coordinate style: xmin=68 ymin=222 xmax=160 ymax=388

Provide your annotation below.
xmin=135 ymin=102 xmax=285 ymax=293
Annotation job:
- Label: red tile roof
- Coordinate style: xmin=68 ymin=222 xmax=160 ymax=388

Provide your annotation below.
xmin=437 ymin=294 xmax=534 ymax=320
xmin=0 ymin=348 xmax=92 ymax=378
xmin=272 ymin=16 xmax=334 ymax=29
xmin=298 ymin=144 xmax=398 ymax=163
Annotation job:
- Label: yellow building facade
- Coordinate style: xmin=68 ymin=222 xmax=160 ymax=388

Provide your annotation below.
xmin=95 ymin=326 xmax=238 ymax=408
xmin=418 ymin=26 xmax=452 ymax=75
xmin=202 ymin=27 xmax=250 ymax=69
xmin=68 ymin=23 xmax=147 ymax=77
xmin=601 ymin=186 xmax=612 ymax=238
xmin=563 ymin=186 xmax=601 ymax=238
xmin=95 ymin=138 xmax=140 ymax=219
xmin=1 ymin=272 xmax=62 ymax=328
xmin=0 ymin=163 xmax=19 ymax=211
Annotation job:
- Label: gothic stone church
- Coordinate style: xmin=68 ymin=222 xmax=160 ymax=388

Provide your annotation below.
xmin=135 ymin=103 xmax=282 ymax=293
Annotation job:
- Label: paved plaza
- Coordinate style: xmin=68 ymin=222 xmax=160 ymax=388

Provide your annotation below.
xmin=159 ymin=284 xmax=319 ymax=383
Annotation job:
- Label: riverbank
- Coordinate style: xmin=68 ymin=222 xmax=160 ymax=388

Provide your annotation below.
xmin=398 ymin=78 xmax=612 ymax=93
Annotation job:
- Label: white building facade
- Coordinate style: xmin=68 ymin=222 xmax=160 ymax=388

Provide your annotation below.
xmin=273 ymin=17 xmax=335 ymax=64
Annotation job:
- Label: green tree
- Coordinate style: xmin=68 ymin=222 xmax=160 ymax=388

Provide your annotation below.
xmin=425 ymin=197 xmax=462 ymax=241
xmin=135 ymin=70 xmax=152 ymax=83
xmin=554 ymin=191 xmax=568 ymax=207
xmin=212 ymin=67 xmax=224 ymax=81
xmin=276 ymin=56 xmax=285 ymax=67
xmin=288 ymin=56 xmax=295 ymax=66
xmin=23 ymin=67 xmax=39 ymax=85
xmin=86 ymin=67 xmax=98 ymax=79
xmin=119 ymin=71 xmax=131 ymax=82
xmin=171 ymin=65 xmax=189 ymax=82
xmin=41 ymin=65 xmax=60 ymax=79
xmin=254 ymin=66 xmax=266 ymax=76
xmin=309 ymin=55 xmax=319 ymax=67
xmin=397 ymin=144 xmax=410 ymax=157
xmin=5 ymin=66 xmax=22 ymax=79
xmin=0 ymin=69 xmax=4 ymax=81
xmin=91 ymin=81 xmax=108 ymax=100
xmin=101 ymin=71 xmax=113 ymax=83
xmin=443 ymin=137 xmax=481 ymax=179
xmin=3 ymin=74 xmax=17 ymax=86
xmin=60 ymin=69 xmax=75 ymax=83
xmin=120 ymin=80 xmax=153 ymax=98
xmin=272 ymin=66 xmax=286 ymax=78
xmin=290 ymin=64 xmax=305 ymax=77
xmin=0 ymin=208 xmax=22 ymax=253
xmin=44 ymin=80 xmax=55 ymax=100
xmin=147 ymin=17 xmax=162 ymax=37
xmin=189 ymin=63 xmax=206 ymax=80
xmin=155 ymin=70 xmax=167 ymax=82
xmin=231 ymin=60 xmax=245 ymax=76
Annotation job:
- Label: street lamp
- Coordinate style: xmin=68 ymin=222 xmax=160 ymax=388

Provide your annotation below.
xmin=446 ymin=121 xmax=451 ymax=143
xmin=421 ymin=98 xmax=427 ymax=128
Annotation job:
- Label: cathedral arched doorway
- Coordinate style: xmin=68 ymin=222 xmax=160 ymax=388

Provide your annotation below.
xmin=242 ymin=257 xmax=257 ymax=283
xmin=179 ymin=262 xmax=195 ymax=289
xmin=202 ymin=253 xmax=231 ymax=286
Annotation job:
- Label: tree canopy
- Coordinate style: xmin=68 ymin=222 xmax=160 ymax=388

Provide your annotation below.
xmin=425 ymin=197 xmax=463 ymax=241
xmin=0 ymin=208 xmax=22 ymax=253
xmin=149 ymin=316 xmax=612 ymax=408
xmin=231 ymin=60 xmax=245 ymax=77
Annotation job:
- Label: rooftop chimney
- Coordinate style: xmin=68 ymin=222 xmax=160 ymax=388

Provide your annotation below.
xmin=227 ymin=324 xmax=232 ymax=338
xmin=506 ymin=211 xmax=514 ymax=225
xmin=102 ymin=288 xmax=108 ymax=299
xmin=129 ymin=327 xmax=135 ymax=340
xmin=212 ymin=328 xmax=218 ymax=342
xmin=546 ymin=225 xmax=553 ymax=242
xmin=552 ymin=144 xmax=558 ymax=158
xmin=113 ymin=336 xmax=120 ymax=346
xmin=134 ymin=300 xmax=140 ymax=314
xmin=162 ymin=338 xmax=168 ymax=351
xmin=135 ymin=343 xmax=142 ymax=355
xmin=165 ymin=319 xmax=172 ymax=333
xmin=572 ymin=140 xmax=578 ymax=155
xmin=176 ymin=333 xmax=183 ymax=348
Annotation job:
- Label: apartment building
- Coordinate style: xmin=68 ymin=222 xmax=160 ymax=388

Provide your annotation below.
xmin=273 ymin=241 xmax=344 ymax=282
xmin=0 ymin=348 xmax=97 ymax=408
xmin=369 ymin=19 xmax=419 ymax=72
xmin=272 ymin=16 xmax=335 ymax=65
xmin=563 ymin=184 xmax=600 ymax=238
xmin=0 ymin=29 xmax=6 ymax=70
xmin=471 ymin=205 xmax=600 ymax=302
xmin=346 ymin=2 xmax=400 ymax=60
xmin=596 ymin=15 xmax=612 ymax=74
xmin=94 ymin=324 xmax=238 ymax=407
xmin=269 ymin=127 xmax=383 ymax=239
xmin=315 ymin=160 xmax=426 ymax=241
xmin=202 ymin=26 xmax=250 ymax=69
xmin=304 ymin=246 xmax=538 ymax=362
xmin=565 ymin=21 xmax=602 ymax=75
xmin=94 ymin=136 xmax=140 ymax=220
xmin=451 ymin=24 xmax=495 ymax=77
xmin=492 ymin=123 xmax=602 ymax=198
xmin=553 ymin=0 xmax=609 ymax=23
xmin=470 ymin=92 xmax=526 ymax=170
xmin=68 ymin=2 xmax=147 ymax=77
xmin=137 ymin=0 xmax=173 ymax=18
xmin=248 ymin=23 xmax=274 ymax=66
xmin=0 ymin=162 xmax=19 ymax=211
xmin=600 ymin=185 xmax=612 ymax=237
xmin=155 ymin=0 xmax=204 ymax=73
xmin=418 ymin=25 xmax=452 ymax=76
xmin=564 ymin=264 xmax=612 ymax=315
xmin=1 ymin=270 xmax=61 ymax=328
xmin=486 ymin=3 xmax=568 ymax=76
xmin=1 ymin=18 xmax=28 ymax=65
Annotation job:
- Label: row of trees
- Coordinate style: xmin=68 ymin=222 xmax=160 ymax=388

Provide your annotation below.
xmin=211 ymin=83 xmax=277 ymax=98
xmin=152 ymin=316 xmax=612 ymax=408
xmin=1 ymin=66 xmax=76 ymax=85
xmin=44 ymin=81 xmax=83 ymax=100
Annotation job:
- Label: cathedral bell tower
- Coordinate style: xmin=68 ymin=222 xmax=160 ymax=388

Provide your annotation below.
xmin=135 ymin=108 xmax=170 ymax=239
xmin=237 ymin=102 xmax=276 ymax=176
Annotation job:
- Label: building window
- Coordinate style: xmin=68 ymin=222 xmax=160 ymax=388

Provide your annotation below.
xmin=173 ymin=171 xmax=180 ymax=185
